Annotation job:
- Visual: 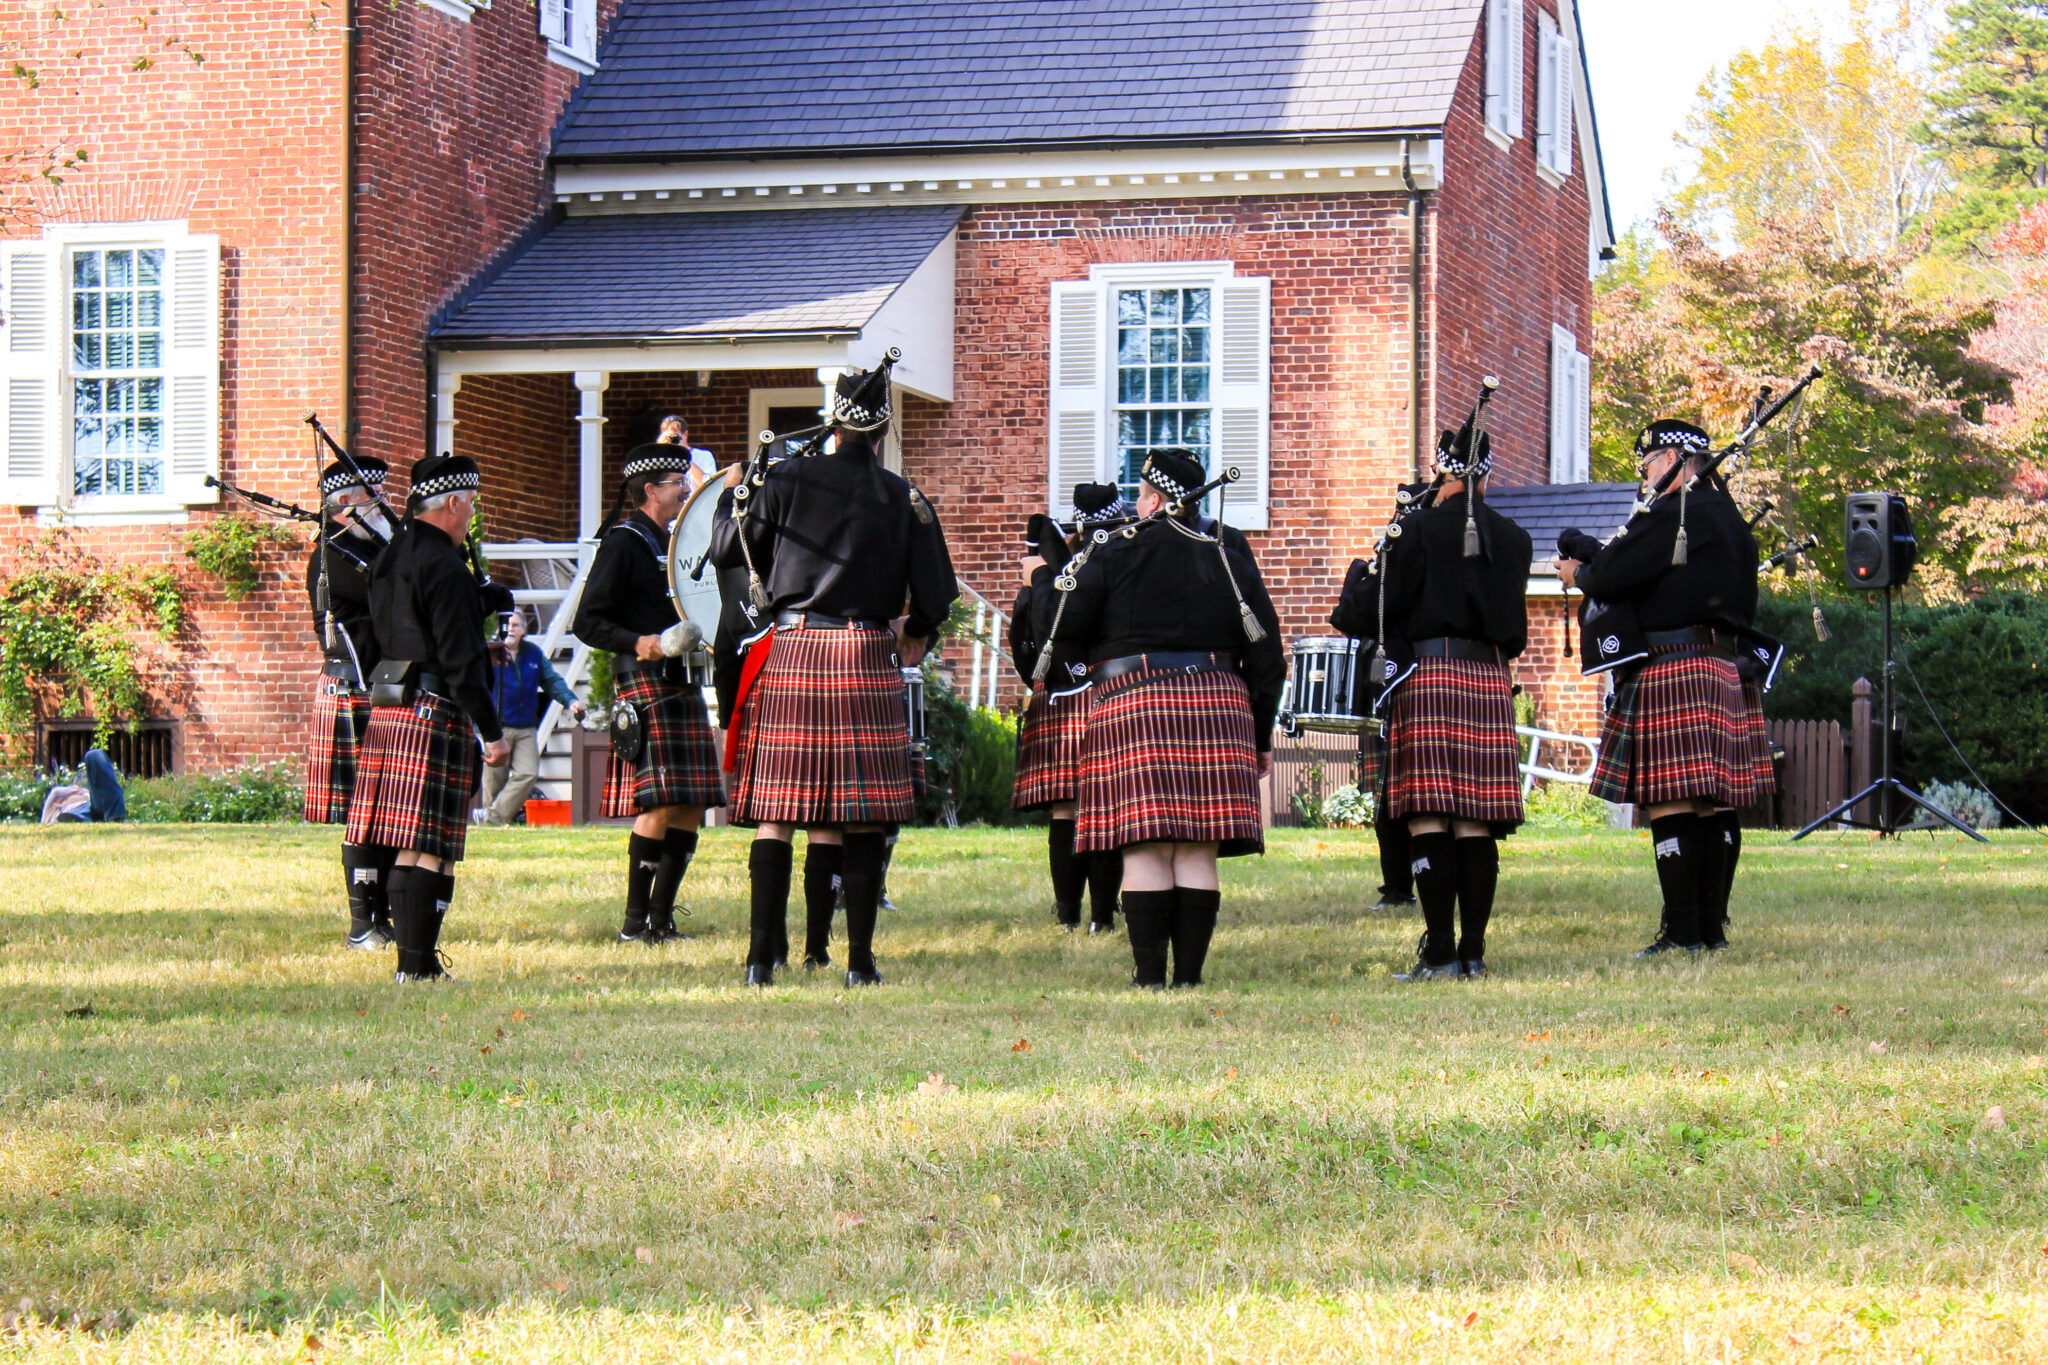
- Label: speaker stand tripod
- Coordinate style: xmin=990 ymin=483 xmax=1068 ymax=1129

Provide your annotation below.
xmin=1792 ymin=585 xmax=1986 ymax=842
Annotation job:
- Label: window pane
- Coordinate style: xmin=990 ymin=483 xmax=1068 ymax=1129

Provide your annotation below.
xmin=1117 ymin=412 xmax=1144 ymax=447
xmin=137 ymin=249 xmax=162 ymax=286
xmin=73 ymin=292 xmax=100 ymax=331
xmin=106 ymin=290 xmax=133 ymax=329
xmin=1117 ymin=328 xmax=1145 ymax=364
xmin=1183 ymin=327 xmax=1209 ymax=364
xmin=73 ymin=334 xmax=100 ymax=369
xmin=1118 ymin=369 xmax=1146 ymax=404
xmin=1148 ymin=289 xmax=1177 ymax=324
xmin=1181 ymin=369 xmax=1210 ymax=402
xmin=73 ymin=251 xmax=100 ymax=289
xmin=107 ymin=250 xmax=133 ymax=288
xmin=136 ymin=291 xmax=161 ymax=328
xmin=106 ymin=333 xmax=135 ymax=369
xmin=1183 ymin=290 xmax=1211 ymax=324
xmin=1117 ymin=290 xmax=1146 ymax=326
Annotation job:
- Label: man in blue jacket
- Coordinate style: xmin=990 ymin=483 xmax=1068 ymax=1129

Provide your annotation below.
xmin=477 ymin=608 xmax=586 ymax=825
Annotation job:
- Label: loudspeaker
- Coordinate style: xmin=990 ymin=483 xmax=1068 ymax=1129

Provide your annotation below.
xmin=1844 ymin=492 xmax=1916 ymax=590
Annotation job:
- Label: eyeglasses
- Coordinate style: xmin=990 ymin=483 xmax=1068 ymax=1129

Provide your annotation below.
xmin=650 ymin=476 xmax=689 ymax=489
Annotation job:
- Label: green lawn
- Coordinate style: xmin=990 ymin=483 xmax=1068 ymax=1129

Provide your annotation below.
xmin=2 ymin=822 xmax=2046 ymax=1362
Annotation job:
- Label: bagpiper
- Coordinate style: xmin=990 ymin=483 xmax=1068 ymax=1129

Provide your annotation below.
xmin=574 ymin=444 xmax=725 ymax=944
xmin=1040 ymin=448 xmax=1284 ymax=989
xmin=346 ymin=453 xmax=510 ymax=982
xmin=303 ymin=454 xmax=397 ymax=950
xmin=1371 ymin=422 xmax=1533 ymax=981
xmin=1011 ymin=483 xmax=1132 ymax=933
xmin=1558 ymin=419 xmax=1769 ymax=956
xmin=715 ymin=358 xmax=957 ymax=988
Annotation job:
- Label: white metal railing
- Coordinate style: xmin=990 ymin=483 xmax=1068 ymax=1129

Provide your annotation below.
xmin=952 ymin=580 xmax=1012 ymax=711
xmin=1516 ymin=724 xmax=1598 ymax=794
xmin=484 ymin=539 xmax=597 ymax=763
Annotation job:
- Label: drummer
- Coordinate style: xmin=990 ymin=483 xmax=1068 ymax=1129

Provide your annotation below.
xmin=574 ymin=444 xmax=726 ymax=945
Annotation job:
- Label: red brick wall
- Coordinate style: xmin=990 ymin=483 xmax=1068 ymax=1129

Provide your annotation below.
xmin=1519 ymin=595 xmax=1608 ymax=751
xmin=456 ymin=374 xmax=578 ymax=543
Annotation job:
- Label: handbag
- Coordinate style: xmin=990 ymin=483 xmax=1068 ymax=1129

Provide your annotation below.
xmin=368 ymin=659 xmax=418 ymax=709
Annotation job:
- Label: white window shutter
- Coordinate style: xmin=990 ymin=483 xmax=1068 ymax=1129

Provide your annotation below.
xmin=1553 ymin=19 xmax=1575 ymax=176
xmin=1535 ymin=13 xmax=1559 ymax=170
xmin=1573 ymin=348 xmax=1593 ymax=482
xmin=1214 ymin=276 xmax=1270 ymax=532
xmin=0 ymin=242 xmax=63 ymax=508
xmin=1548 ymin=324 xmax=1576 ymax=484
xmin=571 ymin=0 xmax=596 ymax=63
xmin=539 ymin=0 xmax=564 ymax=45
xmin=1047 ymin=280 xmax=1104 ymax=516
xmin=162 ymin=234 xmax=221 ymax=506
xmin=1484 ymin=0 xmax=1509 ymax=132
xmin=1505 ymin=0 xmax=1524 ymax=138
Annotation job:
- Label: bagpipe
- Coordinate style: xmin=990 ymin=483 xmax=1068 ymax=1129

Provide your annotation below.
xmin=1560 ymin=367 xmax=1823 ymax=686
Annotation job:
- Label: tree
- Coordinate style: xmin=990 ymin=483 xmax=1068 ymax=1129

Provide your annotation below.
xmin=1592 ymin=212 xmax=2021 ymax=596
xmin=1673 ymin=0 xmax=1950 ymax=255
xmin=1921 ymin=0 xmax=2048 ymax=244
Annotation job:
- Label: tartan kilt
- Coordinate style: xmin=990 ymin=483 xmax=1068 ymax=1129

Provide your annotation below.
xmin=1589 ymin=646 xmax=1770 ymax=807
xmin=303 ymin=678 xmax=372 ymax=824
xmin=1012 ymin=686 xmax=1091 ymax=811
xmin=1075 ymin=666 xmax=1263 ymax=858
xmin=344 ymin=694 xmax=482 ymax=863
xmin=1382 ymin=658 xmax=1525 ymax=830
xmin=1741 ymin=677 xmax=1777 ymax=790
xmin=729 ymin=626 xmax=915 ymax=826
xmin=601 ymin=669 xmax=725 ymax=818
xmin=1356 ymin=722 xmax=1388 ymax=795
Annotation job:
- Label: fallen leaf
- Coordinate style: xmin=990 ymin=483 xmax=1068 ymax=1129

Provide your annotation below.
xmin=303 ymin=1334 xmax=323 ymax=1352
xmin=1868 ymin=1042 xmax=1887 ymax=1057
xmin=511 ymin=1009 xmax=527 ymax=1023
xmin=1526 ymin=1030 xmax=1551 ymax=1043
xmin=1225 ymin=1067 xmax=1240 ymax=1080
xmin=546 ymin=1280 xmax=569 ymax=1293
xmin=499 ymin=1094 xmax=524 ymax=1107
xmin=1012 ymin=1038 xmax=1032 ymax=1052
xmin=986 ymin=1194 xmax=1003 ymax=1210
xmin=1834 ymin=1004 xmax=1852 ymax=1017
xmin=1727 ymin=1251 xmax=1763 ymax=1275
xmin=1462 ymin=1310 xmax=1479 ymax=1328
xmin=832 ymin=1211 xmax=866 ymax=1228
xmin=1836 ymin=862 xmax=1849 ymax=869
xmin=1329 ymin=1013 xmax=1340 ymax=1025
xmin=495 ymin=1027 xmax=506 ymax=1040
xmin=479 ymin=1046 xmax=492 ymax=1056
xmin=1985 ymin=1105 xmax=2007 ymax=1129
xmin=634 ymin=1246 xmax=653 ymax=1263
xmin=2027 ymin=1056 xmax=2044 ymax=1071
xmin=1210 ymin=1007 xmax=1225 ymax=1016
xmin=1787 ymin=1332 xmax=1810 ymax=1347
xmin=916 ymin=1072 xmax=958 ymax=1096
xmin=355 ymin=1009 xmax=368 ymax=1017
xmin=1010 ymin=1354 xmax=1047 ymax=1365
xmin=571 ymin=974 xmax=585 ymax=983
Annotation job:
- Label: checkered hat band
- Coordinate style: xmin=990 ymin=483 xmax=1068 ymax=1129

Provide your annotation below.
xmin=320 ymin=468 xmax=386 ymax=495
xmin=411 ymin=471 xmax=479 ymax=499
xmin=832 ymin=397 xmax=889 ymax=431
xmin=1142 ymin=463 xmax=1192 ymax=501
xmin=1641 ymin=431 xmax=1711 ymax=454
xmin=623 ymin=453 xmax=695 ymax=479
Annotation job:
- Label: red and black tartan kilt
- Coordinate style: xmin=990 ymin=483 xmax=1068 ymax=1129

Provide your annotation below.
xmin=1382 ymin=658 xmax=1525 ymax=831
xmin=601 ymin=669 xmax=725 ymax=818
xmin=303 ymin=677 xmax=372 ymax=824
xmin=729 ymin=626 xmax=916 ymax=826
xmin=1741 ymin=677 xmax=1776 ymax=790
xmin=1356 ymin=722 xmax=1388 ymax=795
xmin=1589 ymin=646 xmax=1771 ymax=807
xmin=1012 ymin=685 xmax=1091 ymax=811
xmin=1075 ymin=666 xmax=1263 ymax=858
xmin=345 ymin=694 xmax=483 ymax=863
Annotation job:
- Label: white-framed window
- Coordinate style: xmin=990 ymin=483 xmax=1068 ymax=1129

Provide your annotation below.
xmin=1048 ymin=261 xmax=1270 ymax=531
xmin=1535 ymin=8 xmax=1576 ymax=181
xmin=1549 ymin=324 xmax=1592 ymax=484
xmin=0 ymin=226 xmax=220 ymax=514
xmin=1484 ymin=0 xmax=1525 ymax=146
xmin=541 ymin=0 xmax=599 ymax=73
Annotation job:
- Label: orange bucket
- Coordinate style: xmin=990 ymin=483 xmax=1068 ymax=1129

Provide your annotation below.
xmin=524 ymin=798 xmax=572 ymax=827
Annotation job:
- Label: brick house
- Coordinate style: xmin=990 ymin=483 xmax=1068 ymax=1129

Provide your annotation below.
xmin=0 ymin=0 xmax=1618 ymax=783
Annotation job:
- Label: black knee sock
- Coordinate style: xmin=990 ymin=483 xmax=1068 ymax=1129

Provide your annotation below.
xmin=1453 ymin=835 xmax=1498 ymax=964
xmin=342 ymin=843 xmax=385 ymax=939
xmin=1649 ymin=812 xmax=1705 ymax=946
xmin=421 ymin=872 xmax=455 ymax=973
xmin=879 ymin=828 xmax=898 ymax=904
xmin=1408 ymin=831 xmax=1459 ymax=966
xmin=395 ymin=869 xmax=453 ymax=978
xmin=748 ymin=839 xmax=793 ymax=969
xmin=385 ymin=864 xmax=418 ymax=967
xmin=650 ymin=828 xmax=698 ymax=930
xmin=839 ymin=832 xmax=887 ymax=975
xmin=1170 ymin=887 xmax=1221 ymax=986
xmin=802 ymin=841 xmax=844 ymax=964
xmin=622 ymin=833 xmax=662 ymax=936
xmin=1121 ymin=888 xmax=1174 ymax=986
xmin=1706 ymin=809 xmax=1742 ymax=939
xmin=1086 ymin=847 xmax=1122 ymax=927
xmin=373 ymin=846 xmax=399 ymax=929
xmin=1048 ymin=819 xmax=1084 ymax=923
xmin=1375 ymin=814 xmax=1413 ymax=900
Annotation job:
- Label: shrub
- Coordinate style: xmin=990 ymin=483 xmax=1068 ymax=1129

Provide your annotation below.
xmin=1917 ymin=779 xmax=2002 ymax=831
xmin=0 ymin=535 xmax=183 ymax=746
xmin=126 ymin=762 xmax=304 ymax=823
xmin=1524 ymin=780 xmax=1612 ymax=830
xmin=183 ymin=512 xmax=298 ymax=600
xmin=952 ymin=705 xmax=1020 ymax=826
xmin=0 ymin=765 xmax=73 ymax=822
xmin=1320 ymin=783 xmax=1374 ymax=828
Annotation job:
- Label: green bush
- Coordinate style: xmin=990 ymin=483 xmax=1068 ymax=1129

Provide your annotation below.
xmin=0 ymin=761 xmax=303 ymax=824
xmin=183 ymin=512 xmax=297 ymax=600
xmin=918 ymin=678 xmax=1024 ymax=827
xmin=0 ymin=765 xmax=73 ymax=821
xmin=1523 ymin=780 xmax=1612 ymax=831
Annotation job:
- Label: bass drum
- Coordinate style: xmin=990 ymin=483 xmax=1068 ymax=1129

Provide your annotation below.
xmin=665 ymin=469 xmax=733 ymax=640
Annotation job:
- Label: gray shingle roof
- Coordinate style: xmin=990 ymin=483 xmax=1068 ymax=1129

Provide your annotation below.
xmin=432 ymin=206 xmax=966 ymax=344
xmin=555 ymin=0 xmax=1484 ymax=161
xmin=1485 ymin=482 xmax=1638 ymax=570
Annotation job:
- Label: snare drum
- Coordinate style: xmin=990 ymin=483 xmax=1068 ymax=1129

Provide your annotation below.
xmin=901 ymin=666 xmax=927 ymax=752
xmin=1278 ymin=636 xmax=1368 ymax=736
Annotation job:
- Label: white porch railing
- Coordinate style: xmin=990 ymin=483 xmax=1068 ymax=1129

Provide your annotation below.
xmin=952 ymin=581 xmax=1012 ymax=712
xmin=1516 ymin=724 xmax=1598 ymax=794
xmin=484 ymin=539 xmax=596 ymax=769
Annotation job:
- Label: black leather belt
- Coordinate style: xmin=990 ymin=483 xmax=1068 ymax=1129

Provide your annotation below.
xmin=1411 ymin=637 xmax=1504 ymax=665
xmin=321 ymin=660 xmax=358 ymax=680
xmin=614 ymin=653 xmax=708 ymax=685
xmin=1646 ymin=626 xmax=1741 ymax=653
xmin=1091 ymin=651 xmax=1235 ymax=685
xmin=417 ymin=672 xmax=449 ymax=699
xmin=612 ymin=653 xmax=669 ymax=678
xmin=775 ymin=610 xmax=886 ymax=631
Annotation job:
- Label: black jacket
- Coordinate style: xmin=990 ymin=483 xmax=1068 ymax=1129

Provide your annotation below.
xmin=1572 ymin=486 xmax=1758 ymax=632
xmin=1378 ymin=491 xmax=1533 ymax=657
xmin=1042 ymin=514 xmax=1286 ymax=749
xmin=1011 ymin=581 xmax=1093 ymax=692
xmin=368 ymin=520 xmax=503 ymax=743
xmin=712 ymin=448 xmax=957 ymax=639
xmin=573 ymin=511 xmax=676 ymax=659
xmin=707 ymin=484 xmax=770 ymax=726
xmin=305 ymin=523 xmax=384 ymax=681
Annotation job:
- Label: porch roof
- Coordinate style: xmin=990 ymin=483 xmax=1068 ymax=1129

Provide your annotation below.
xmin=1485 ymin=482 xmax=1638 ymax=573
xmin=431 ymin=204 xmax=966 ymax=349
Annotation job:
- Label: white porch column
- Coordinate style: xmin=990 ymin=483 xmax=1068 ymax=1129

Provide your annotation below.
xmin=575 ymin=370 xmax=609 ymax=544
xmin=433 ymin=368 xmax=462 ymax=458
xmin=817 ymin=366 xmax=845 ymax=455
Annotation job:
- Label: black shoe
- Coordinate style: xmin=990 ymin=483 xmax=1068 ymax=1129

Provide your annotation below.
xmin=744 ymin=964 xmax=773 ymax=987
xmin=347 ymin=926 xmax=392 ymax=951
xmin=1054 ymin=901 xmax=1082 ymax=930
xmin=1370 ymin=894 xmax=1418 ymax=911
xmin=1461 ymin=959 xmax=1489 ymax=979
xmin=1086 ymin=921 xmax=1116 ymax=935
xmin=1394 ymin=959 xmax=1463 ymax=982
xmin=617 ymin=927 xmax=652 ymax=945
xmin=772 ymin=956 xmax=790 ymax=970
xmin=802 ymin=954 xmax=831 ymax=972
xmin=878 ymin=892 xmax=899 ymax=912
xmin=1704 ymin=936 xmax=1729 ymax=951
xmin=1170 ymin=980 xmax=1200 ymax=991
xmin=1634 ymin=937 xmax=1702 ymax=958
xmin=845 ymin=967 xmax=884 ymax=988
xmin=1130 ymin=977 xmax=1165 ymax=992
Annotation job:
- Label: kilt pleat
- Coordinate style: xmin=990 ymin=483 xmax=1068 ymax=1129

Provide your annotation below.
xmin=729 ymin=626 xmax=915 ymax=826
xmin=1011 ymin=686 xmax=1091 ymax=811
xmin=1074 ymin=667 xmax=1263 ymax=857
xmin=1588 ymin=646 xmax=1770 ymax=807
xmin=1355 ymin=724 xmax=1387 ymax=796
xmin=602 ymin=670 xmax=725 ymax=817
xmin=1382 ymin=658 xmax=1525 ymax=829
xmin=1741 ymin=677 xmax=1776 ymax=789
xmin=345 ymin=694 xmax=482 ymax=863
xmin=304 ymin=678 xmax=372 ymax=824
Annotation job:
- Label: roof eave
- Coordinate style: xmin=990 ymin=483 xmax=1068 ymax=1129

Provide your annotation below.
xmin=431 ymin=328 xmax=865 ymax=352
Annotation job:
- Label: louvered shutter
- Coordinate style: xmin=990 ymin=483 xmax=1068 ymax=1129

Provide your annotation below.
xmin=1572 ymin=349 xmax=1592 ymax=482
xmin=1484 ymin=0 xmax=1509 ymax=131
xmin=1549 ymin=324 xmax=1576 ymax=484
xmin=1214 ymin=276 xmax=1270 ymax=532
xmin=571 ymin=0 xmax=596 ymax=63
xmin=1552 ymin=17 xmax=1575 ymax=175
xmin=1047 ymin=280 xmax=1104 ymax=516
xmin=161 ymin=234 xmax=221 ymax=506
xmin=0 ymin=242 xmax=63 ymax=507
xmin=539 ymin=0 xmax=564 ymax=45
xmin=1536 ymin=12 xmax=1575 ymax=177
